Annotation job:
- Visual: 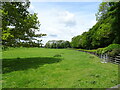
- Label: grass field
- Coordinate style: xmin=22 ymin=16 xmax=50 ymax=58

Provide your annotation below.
xmin=2 ymin=48 xmax=118 ymax=88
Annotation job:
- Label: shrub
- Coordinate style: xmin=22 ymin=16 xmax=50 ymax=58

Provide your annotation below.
xmin=108 ymin=48 xmax=120 ymax=57
xmin=96 ymin=44 xmax=120 ymax=55
xmin=53 ymin=54 xmax=62 ymax=57
xmin=104 ymin=44 xmax=120 ymax=52
xmin=96 ymin=48 xmax=105 ymax=54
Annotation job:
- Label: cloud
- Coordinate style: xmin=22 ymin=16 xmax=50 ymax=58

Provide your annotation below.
xmin=29 ymin=2 xmax=99 ymax=45
xmin=58 ymin=11 xmax=76 ymax=27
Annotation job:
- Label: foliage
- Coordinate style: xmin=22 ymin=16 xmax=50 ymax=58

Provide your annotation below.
xmin=96 ymin=44 xmax=120 ymax=56
xmin=95 ymin=48 xmax=104 ymax=55
xmin=2 ymin=48 xmax=118 ymax=88
xmin=71 ymin=31 xmax=93 ymax=49
xmin=71 ymin=35 xmax=81 ymax=48
xmin=71 ymin=1 xmax=120 ymax=49
xmin=16 ymin=40 xmax=43 ymax=47
xmin=77 ymin=44 xmax=120 ymax=57
xmin=53 ymin=54 xmax=62 ymax=57
xmin=45 ymin=40 xmax=71 ymax=48
xmin=104 ymin=44 xmax=120 ymax=52
xmin=108 ymin=48 xmax=120 ymax=57
xmin=1 ymin=1 xmax=46 ymax=47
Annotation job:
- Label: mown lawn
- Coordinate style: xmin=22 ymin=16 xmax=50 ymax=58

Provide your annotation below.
xmin=2 ymin=48 xmax=118 ymax=88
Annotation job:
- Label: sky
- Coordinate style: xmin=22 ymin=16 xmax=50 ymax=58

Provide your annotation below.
xmin=29 ymin=1 xmax=101 ymax=45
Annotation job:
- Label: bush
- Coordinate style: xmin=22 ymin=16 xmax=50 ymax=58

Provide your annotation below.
xmin=96 ymin=44 xmax=120 ymax=55
xmin=53 ymin=54 xmax=62 ymax=57
xmin=108 ymin=48 xmax=120 ymax=57
xmin=104 ymin=44 xmax=120 ymax=52
xmin=96 ymin=48 xmax=105 ymax=54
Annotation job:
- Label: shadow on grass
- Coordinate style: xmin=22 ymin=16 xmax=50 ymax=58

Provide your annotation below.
xmin=2 ymin=57 xmax=62 ymax=74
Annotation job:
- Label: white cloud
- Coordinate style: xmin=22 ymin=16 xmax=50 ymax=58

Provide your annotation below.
xmin=29 ymin=2 xmax=98 ymax=45
xmin=58 ymin=11 xmax=76 ymax=27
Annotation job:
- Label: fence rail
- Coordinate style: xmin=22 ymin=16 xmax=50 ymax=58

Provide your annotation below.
xmin=98 ymin=53 xmax=120 ymax=64
xmin=78 ymin=50 xmax=120 ymax=64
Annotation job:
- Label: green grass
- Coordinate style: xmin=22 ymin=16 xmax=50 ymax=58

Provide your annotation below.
xmin=77 ymin=48 xmax=97 ymax=53
xmin=2 ymin=48 xmax=118 ymax=88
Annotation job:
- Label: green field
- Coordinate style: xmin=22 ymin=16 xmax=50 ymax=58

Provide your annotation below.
xmin=2 ymin=48 xmax=118 ymax=88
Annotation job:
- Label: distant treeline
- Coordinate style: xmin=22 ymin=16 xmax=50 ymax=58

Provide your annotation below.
xmin=45 ymin=40 xmax=71 ymax=48
xmin=71 ymin=2 xmax=120 ymax=49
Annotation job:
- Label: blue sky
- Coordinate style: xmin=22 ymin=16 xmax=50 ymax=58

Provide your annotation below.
xmin=29 ymin=1 xmax=101 ymax=45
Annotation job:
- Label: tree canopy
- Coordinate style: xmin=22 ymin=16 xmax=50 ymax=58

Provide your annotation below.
xmin=1 ymin=0 xmax=46 ymax=47
xmin=71 ymin=1 xmax=120 ymax=49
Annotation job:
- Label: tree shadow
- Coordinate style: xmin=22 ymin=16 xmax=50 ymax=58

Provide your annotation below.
xmin=2 ymin=57 xmax=62 ymax=74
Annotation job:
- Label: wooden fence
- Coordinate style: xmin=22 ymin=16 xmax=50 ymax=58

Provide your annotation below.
xmin=99 ymin=53 xmax=120 ymax=64
xmin=108 ymin=54 xmax=120 ymax=64
xmin=78 ymin=50 xmax=120 ymax=64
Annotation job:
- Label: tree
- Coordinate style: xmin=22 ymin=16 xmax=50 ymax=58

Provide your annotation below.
xmin=45 ymin=40 xmax=71 ymax=48
xmin=1 ymin=0 xmax=46 ymax=47
xmin=95 ymin=1 xmax=120 ymax=44
xmin=110 ymin=2 xmax=120 ymax=43
xmin=71 ymin=35 xmax=81 ymax=48
xmin=71 ymin=1 xmax=120 ymax=49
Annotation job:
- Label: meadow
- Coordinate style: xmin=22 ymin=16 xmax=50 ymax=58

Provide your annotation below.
xmin=2 ymin=48 xmax=118 ymax=88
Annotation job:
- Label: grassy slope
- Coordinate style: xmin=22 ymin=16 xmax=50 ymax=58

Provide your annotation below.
xmin=2 ymin=48 xmax=118 ymax=88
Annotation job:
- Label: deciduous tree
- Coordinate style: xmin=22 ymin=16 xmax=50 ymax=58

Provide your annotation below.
xmin=1 ymin=0 xmax=46 ymax=47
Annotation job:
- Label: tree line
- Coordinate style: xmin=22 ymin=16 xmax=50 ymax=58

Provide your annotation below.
xmin=45 ymin=40 xmax=71 ymax=48
xmin=71 ymin=2 xmax=120 ymax=49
